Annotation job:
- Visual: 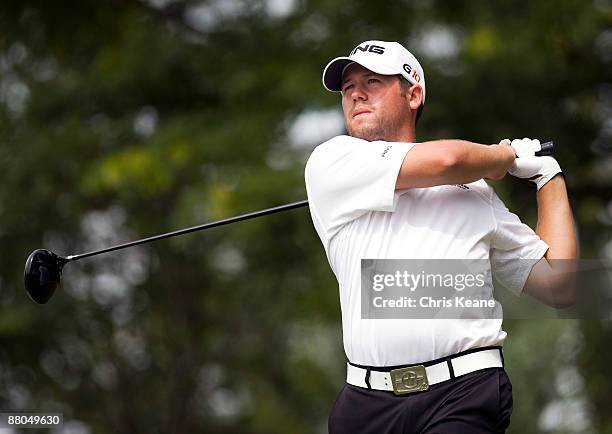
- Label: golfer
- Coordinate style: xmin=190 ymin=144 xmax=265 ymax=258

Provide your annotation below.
xmin=305 ymin=40 xmax=577 ymax=433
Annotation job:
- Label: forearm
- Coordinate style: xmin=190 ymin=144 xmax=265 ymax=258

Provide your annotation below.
xmin=396 ymin=140 xmax=515 ymax=189
xmin=536 ymin=176 xmax=578 ymax=260
xmin=525 ymin=175 xmax=578 ymax=307
xmin=440 ymin=140 xmax=515 ymax=181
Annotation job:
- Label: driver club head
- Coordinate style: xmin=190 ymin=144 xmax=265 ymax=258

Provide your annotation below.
xmin=24 ymin=249 xmax=68 ymax=304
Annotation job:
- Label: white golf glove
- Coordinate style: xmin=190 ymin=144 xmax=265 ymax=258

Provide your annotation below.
xmin=510 ymin=138 xmax=541 ymax=157
xmin=501 ymin=138 xmax=563 ymax=190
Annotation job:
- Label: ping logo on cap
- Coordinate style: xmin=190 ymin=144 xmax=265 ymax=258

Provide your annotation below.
xmin=351 ymin=44 xmax=386 ymax=55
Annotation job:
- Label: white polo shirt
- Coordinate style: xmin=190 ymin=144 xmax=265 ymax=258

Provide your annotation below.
xmin=304 ymin=135 xmax=549 ymax=366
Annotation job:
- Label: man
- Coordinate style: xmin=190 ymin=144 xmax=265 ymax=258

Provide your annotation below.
xmin=304 ymin=40 xmax=577 ymax=433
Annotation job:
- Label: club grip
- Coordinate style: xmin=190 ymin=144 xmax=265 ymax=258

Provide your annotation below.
xmin=535 ymin=141 xmax=554 ymax=156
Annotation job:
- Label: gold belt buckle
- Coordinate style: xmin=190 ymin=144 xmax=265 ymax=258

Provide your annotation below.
xmin=390 ymin=365 xmax=429 ymax=395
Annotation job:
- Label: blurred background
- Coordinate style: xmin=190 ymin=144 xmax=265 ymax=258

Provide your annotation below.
xmin=1 ymin=0 xmax=611 ymax=433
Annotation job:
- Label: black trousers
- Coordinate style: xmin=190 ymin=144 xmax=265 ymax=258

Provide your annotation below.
xmin=329 ymin=367 xmax=513 ymax=434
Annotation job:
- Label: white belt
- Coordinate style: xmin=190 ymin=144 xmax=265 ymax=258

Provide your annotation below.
xmin=346 ymin=348 xmax=503 ymax=395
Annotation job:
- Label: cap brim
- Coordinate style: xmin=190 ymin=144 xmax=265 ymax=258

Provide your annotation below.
xmin=322 ymin=57 xmax=401 ymax=92
xmin=322 ymin=57 xmax=353 ymax=92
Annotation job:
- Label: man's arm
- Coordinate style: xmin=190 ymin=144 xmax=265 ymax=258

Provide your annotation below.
xmin=523 ymin=176 xmax=578 ymax=307
xmin=395 ymin=140 xmax=515 ymax=190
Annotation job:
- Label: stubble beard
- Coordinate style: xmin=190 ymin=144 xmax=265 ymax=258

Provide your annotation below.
xmin=346 ymin=114 xmax=404 ymax=142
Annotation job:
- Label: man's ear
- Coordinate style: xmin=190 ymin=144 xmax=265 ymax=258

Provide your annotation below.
xmin=409 ymin=85 xmax=423 ymax=111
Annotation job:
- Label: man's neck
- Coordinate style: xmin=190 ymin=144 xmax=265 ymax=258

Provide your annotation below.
xmin=385 ymin=122 xmax=417 ymax=143
xmin=379 ymin=130 xmax=416 ymax=143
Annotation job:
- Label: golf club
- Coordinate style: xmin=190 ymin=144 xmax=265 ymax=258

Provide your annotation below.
xmin=24 ymin=141 xmax=555 ymax=304
xmin=24 ymin=200 xmax=308 ymax=304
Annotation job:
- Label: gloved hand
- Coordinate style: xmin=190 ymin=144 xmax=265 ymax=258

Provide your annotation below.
xmin=501 ymin=138 xmax=563 ymax=190
xmin=510 ymin=138 xmax=541 ymax=158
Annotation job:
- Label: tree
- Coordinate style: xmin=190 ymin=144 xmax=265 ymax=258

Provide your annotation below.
xmin=1 ymin=0 xmax=610 ymax=432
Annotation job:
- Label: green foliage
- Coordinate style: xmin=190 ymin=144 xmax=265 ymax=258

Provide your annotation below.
xmin=0 ymin=0 xmax=610 ymax=432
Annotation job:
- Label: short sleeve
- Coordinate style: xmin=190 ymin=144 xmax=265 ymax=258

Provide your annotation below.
xmin=305 ymin=135 xmax=414 ymax=245
xmin=489 ymin=192 xmax=549 ymax=296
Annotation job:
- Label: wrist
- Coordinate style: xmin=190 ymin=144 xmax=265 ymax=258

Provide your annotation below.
xmin=492 ymin=143 xmax=515 ymax=169
xmin=500 ymin=143 xmax=516 ymax=162
xmin=537 ymin=172 xmax=565 ymax=193
xmin=483 ymin=143 xmax=515 ymax=180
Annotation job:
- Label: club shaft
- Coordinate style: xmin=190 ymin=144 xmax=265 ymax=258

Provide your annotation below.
xmin=66 ymin=200 xmax=310 ymax=261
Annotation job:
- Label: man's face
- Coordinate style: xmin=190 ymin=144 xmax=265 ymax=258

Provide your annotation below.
xmin=341 ymin=64 xmax=413 ymax=142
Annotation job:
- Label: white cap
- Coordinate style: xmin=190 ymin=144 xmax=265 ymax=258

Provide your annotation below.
xmin=322 ymin=40 xmax=426 ymax=103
